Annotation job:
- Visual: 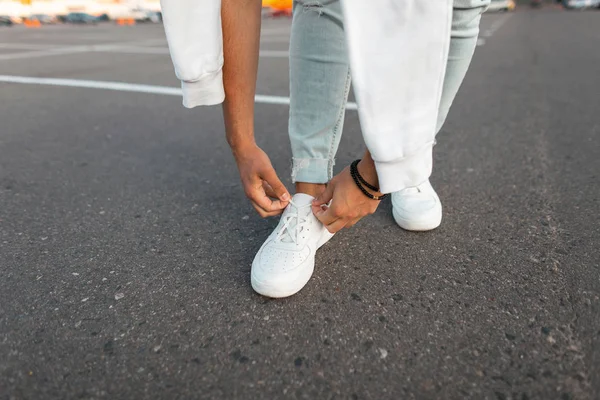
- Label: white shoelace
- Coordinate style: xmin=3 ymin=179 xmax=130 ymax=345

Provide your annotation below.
xmin=275 ymin=199 xmax=312 ymax=244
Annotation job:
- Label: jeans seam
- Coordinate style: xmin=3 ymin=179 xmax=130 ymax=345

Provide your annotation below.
xmin=326 ymin=68 xmax=352 ymax=180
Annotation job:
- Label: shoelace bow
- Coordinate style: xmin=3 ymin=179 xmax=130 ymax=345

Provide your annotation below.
xmin=275 ymin=199 xmax=312 ymax=244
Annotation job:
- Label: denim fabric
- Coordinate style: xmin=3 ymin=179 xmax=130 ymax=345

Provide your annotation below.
xmin=289 ymin=0 xmax=489 ymax=184
xmin=289 ymin=0 xmax=349 ymax=183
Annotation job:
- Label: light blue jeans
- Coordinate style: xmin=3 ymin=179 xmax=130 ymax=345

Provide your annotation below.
xmin=289 ymin=0 xmax=489 ymax=184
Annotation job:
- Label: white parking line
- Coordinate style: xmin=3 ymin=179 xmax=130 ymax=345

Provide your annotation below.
xmin=0 ymin=75 xmax=358 ymax=110
xmin=0 ymin=43 xmax=289 ymax=60
xmin=0 ymin=38 xmax=172 ymax=61
xmin=0 ymin=43 xmax=56 ymax=50
xmin=0 ymin=75 xmax=180 ymax=95
xmin=68 ymin=47 xmax=290 ymax=58
xmin=96 ymin=46 xmax=170 ymax=55
xmin=132 ymin=38 xmax=169 ymax=46
xmin=0 ymin=38 xmax=167 ymax=50
xmin=0 ymin=46 xmax=92 ymax=61
xmin=482 ymin=13 xmax=513 ymax=39
xmin=96 ymin=48 xmax=289 ymax=58
xmin=475 ymin=14 xmax=512 ymax=47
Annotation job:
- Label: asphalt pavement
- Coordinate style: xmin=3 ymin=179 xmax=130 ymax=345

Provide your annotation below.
xmin=1 ymin=7 xmax=599 ymax=400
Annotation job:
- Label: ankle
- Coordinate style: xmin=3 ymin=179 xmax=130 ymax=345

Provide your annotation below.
xmin=295 ymin=182 xmax=326 ymax=198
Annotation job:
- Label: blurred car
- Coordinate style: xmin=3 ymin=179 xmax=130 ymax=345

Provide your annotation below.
xmin=30 ymin=14 xmax=57 ymax=24
xmin=65 ymin=12 xmax=97 ymax=24
xmin=0 ymin=16 xmax=13 ymax=26
xmin=262 ymin=0 xmax=293 ymax=17
xmin=487 ymin=0 xmax=516 ymax=11
xmin=134 ymin=10 xmax=162 ymax=23
xmin=147 ymin=11 xmax=162 ymax=23
xmin=95 ymin=13 xmax=111 ymax=22
xmin=563 ymin=0 xmax=600 ymax=8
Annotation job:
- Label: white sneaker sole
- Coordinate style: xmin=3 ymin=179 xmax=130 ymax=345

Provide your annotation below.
xmin=392 ymin=206 xmax=442 ymax=232
xmin=250 ymin=230 xmax=333 ymax=298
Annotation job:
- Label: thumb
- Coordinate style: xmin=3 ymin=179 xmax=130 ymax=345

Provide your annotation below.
xmin=261 ymin=167 xmax=290 ymax=201
xmin=312 ymin=183 xmax=334 ymax=210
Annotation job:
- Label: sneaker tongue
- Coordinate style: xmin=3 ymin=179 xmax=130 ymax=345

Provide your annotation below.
xmin=290 ymin=193 xmax=315 ymax=206
xmin=279 ymin=193 xmax=315 ymax=243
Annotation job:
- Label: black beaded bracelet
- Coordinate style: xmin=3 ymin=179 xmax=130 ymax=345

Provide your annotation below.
xmin=350 ymin=159 xmax=389 ymax=201
xmin=351 ymin=159 xmax=380 ymax=192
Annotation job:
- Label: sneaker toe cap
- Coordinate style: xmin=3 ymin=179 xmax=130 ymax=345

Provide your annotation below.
xmin=392 ymin=194 xmax=439 ymax=217
xmin=252 ymin=243 xmax=311 ymax=283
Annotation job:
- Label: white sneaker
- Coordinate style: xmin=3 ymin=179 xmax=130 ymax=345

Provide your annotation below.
xmin=251 ymin=193 xmax=334 ymax=298
xmin=392 ymin=180 xmax=442 ymax=231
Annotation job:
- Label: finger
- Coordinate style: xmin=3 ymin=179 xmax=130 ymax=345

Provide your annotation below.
xmin=312 ymin=183 xmax=334 ymax=206
xmin=325 ymin=218 xmax=348 ymax=234
xmin=311 ymin=202 xmax=329 ymax=217
xmin=314 ymin=203 xmax=341 ymax=227
xmin=249 ymin=187 xmax=288 ymax=213
xmin=261 ymin=167 xmax=290 ymax=202
xmin=262 ymin=181 xmax=279 ymax=199
xmin=250 ymin=200 xmax=285 ymax=218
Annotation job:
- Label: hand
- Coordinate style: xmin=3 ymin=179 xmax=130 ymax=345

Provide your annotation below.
xmin=232 ymin=144 xmax=290 ymax=217
xmin=311 ymin=159 xmax=382 ymax=233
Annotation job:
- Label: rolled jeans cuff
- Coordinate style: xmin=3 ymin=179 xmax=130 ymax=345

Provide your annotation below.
xmin=291 ymin=157 xmax=333 ymax=184
xmin=375 ymin=143 xmax=434 ymax=194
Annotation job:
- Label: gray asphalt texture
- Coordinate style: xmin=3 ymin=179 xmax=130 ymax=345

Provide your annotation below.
xmin=1 ymin=8 xmax=599 ymax=400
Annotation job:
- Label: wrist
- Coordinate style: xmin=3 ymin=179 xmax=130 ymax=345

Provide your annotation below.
xmin=350 ymin=159 xmax=388 ymax=201
xmin=356 ymin=158 xmax=379 ymax=189
xmin=230 ymin=140 xmax=257 ymax=159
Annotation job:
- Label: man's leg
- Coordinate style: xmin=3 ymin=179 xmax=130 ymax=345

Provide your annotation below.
xmin=251 ymin=1 xmax=349 ymax=299
xmin=288 ymin=0 xmax=350 ymax=198
xmin=287 ymin=1 xmax=487 ymax=227
xmin=436 ymin=3 xmax=488 ymax=133
xmin=391 ymin=1 xmax=489 ymax=231
xmin=340 ymin=0 xmax=453 ymax=195
xmin=288 ymin=1 xmax=486 ymax=191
